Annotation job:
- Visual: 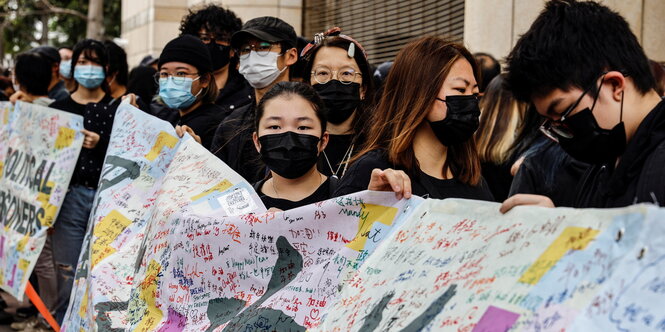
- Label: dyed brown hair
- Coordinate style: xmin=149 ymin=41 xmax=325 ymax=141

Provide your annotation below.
xmin=352 ymin=36 xmax=482 ymax=185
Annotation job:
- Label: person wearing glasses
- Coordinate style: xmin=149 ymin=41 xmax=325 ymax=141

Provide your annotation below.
xmin=500 ymin=0 xmax=665 ymax=212
xmin=155 ymin=35 xmax=222 ymax=149
xmin=334 ymin=36 xmax=494 ymax=201
xmin=179 ymin=4 xmax=252 ymax=114
xmin=210 ymin=16 xmax=298 ymax=183
xmin=300 ymin=27 xmax=374 ymax=179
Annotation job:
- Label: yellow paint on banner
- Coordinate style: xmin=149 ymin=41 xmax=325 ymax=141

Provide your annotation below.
xmin=346 ymin=204 xmax=398 ymax=251
xmin=36 ymin=181 xmax=56 ymax=228
xmin=190 ymin=179 xmax=233 ymax=201
xmin=2 ymin=108 xmax=9 ymax=125
xmin=91 ymin=210 xmax=132 ymax=268
xmin=135 ymin=260 xmax=163 ymax=332
xmin=16 ymin=234 xmax=30 ymax=252
xmin=18 ymin=259 xmax=30 ymax=284
xmin=144 ymin=131 xmax=178 ymax=161
xmin=54 ymin=127 xmax=77 ymax=149
xmin=78 ymin=285 xmax=88 ymax=319
xmin=519 ymin=226 xmax=600 ymax=285
xmin=0 ymin=161 xmax=4 ymax=179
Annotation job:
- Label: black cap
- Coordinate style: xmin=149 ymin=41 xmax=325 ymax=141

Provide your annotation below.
xmin=31 ymin=46 xmax=61 ymax=64
xmin=158 ymin=35 xmax=213 ymax=73
xmin=140 ymin=55 xmax=159 ymax=67
xmin=231 ymin=16 xmax=297 ymax=50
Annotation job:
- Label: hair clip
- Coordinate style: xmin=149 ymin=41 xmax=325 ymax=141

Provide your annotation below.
xmin=347 ymin=42 xmax=355 ymax=58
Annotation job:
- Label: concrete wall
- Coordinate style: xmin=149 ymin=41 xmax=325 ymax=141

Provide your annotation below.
xmin=121 ymin=0 xmax=302 ymax=68
xmin=464 ymin=0 xmax=665 ymax=64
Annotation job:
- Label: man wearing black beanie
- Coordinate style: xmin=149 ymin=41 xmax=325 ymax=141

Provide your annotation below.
xmin=153 ymin=34 xmax=226 ymax=150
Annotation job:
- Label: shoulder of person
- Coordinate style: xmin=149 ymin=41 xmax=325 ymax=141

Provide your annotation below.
xmin=350 ymin=149 xmax=391 ymax=170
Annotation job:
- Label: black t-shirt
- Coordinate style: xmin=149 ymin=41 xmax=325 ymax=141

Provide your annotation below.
xmin=334 ymin=149 xmax=495 ymax=201
xmin=318 ymin=134 xmax=355 ymax=177
xmin=49 ymin=94 xmax=112 ymax=117
xmin=176 ymin=103 xmax=226 ymax=150
xmin=49 ymin=94 xmax=115 ymax=188
xmin=255 ymin=178 xmax=333 ymax=210
xmin=481 ymin=161 xmax=513 ymax=202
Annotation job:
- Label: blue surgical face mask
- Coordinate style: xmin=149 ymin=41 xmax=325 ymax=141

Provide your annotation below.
xmin=158 ymin=76 xmax=201 ymax=110
xmin=59 ymin=61 xmax=72 ymax=78
xmin=74 ymin=64 xmax=105 ymax=89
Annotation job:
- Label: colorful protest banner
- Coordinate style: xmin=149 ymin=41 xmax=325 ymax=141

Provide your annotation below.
xmin=314 ymin=199 xmax=660 ymax=331
xmin=60 ymin=104 xmax=665 ymax=332
xmin=0 ymin=101 xmax=84 ymax=300
xmin=62 ymin=103 xmax=269 ymax=331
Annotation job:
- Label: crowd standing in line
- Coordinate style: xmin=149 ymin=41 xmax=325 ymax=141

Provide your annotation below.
xmin=1 ymin=0 xmax=665 ymax=330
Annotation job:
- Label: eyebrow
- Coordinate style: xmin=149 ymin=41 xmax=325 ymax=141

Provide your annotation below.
xmin=451 ymin=77 xmax=478 ymax=88
xmin=546 ymin=98 xmax=564 ymax=117
xmin=297 ymin=117 xmax=314 ymax=121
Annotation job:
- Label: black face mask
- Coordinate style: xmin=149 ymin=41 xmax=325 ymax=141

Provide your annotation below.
xmin=259 ymin=131 xmax=321 ymax=179
xmin=557 ymin=108 xmax=626 ymax=164
xmin=313 ymin=81 xmax=361 ymax=124
xmin=428 ymin=95 xmax=480 ymax=146
xmin=207 ymin=43 xmax=231 ymax=71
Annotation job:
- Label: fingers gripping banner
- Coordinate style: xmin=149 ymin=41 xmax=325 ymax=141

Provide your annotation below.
xmin=0 ymin=101 xmax=84 ymax=300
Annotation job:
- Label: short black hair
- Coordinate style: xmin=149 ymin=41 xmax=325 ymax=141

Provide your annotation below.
xmin=15 ymin=52 xmax=52 ymax=96
xmin=179 ymin=4 xmax=242 ymax=41
xmin=71 ymin=39 xmax=110 ymax=93
xmin=255 ymin=81 xmax=327 ymax=134
xmin=104 ymin=40 xmax=129 ymax=86
xmin=506 ymin=0 xmax=656 ymax=102
xmin=474 ymin=52 xmax=501 ymax=93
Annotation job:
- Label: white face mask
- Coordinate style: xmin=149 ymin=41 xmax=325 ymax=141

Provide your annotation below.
xmin=238 ymin=51 xmax=286 ymax=89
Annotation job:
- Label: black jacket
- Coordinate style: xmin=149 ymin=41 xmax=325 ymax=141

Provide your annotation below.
xmin=176 ymin=103 xmax=226 ymax=150
xmin=575 ymin=99 xmax=665 ymax=207
xmin=210 ymin=102 xmax=266 ymax=183
xmin=215 ymin=71 xmax=253 ymax=120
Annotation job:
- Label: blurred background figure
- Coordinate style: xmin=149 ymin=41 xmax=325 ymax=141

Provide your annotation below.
xmin=474 ymin=52 xmax=501 ymax=96
xmin=475 ymin=74 xmax=527 ymax=201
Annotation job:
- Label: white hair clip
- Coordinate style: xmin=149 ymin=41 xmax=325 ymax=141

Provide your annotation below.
xmin=348 ymin=42 xmax=355 ymax=58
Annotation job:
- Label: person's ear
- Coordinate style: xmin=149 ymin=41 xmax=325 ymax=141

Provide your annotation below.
xmin=319 ymin=131 xmax=329 ymax=153
xmin=604 ymin=71 xmax=626 ymax=102
xmin=252 ymin=131 xmax=261 ymax=153
xmin=285 ymin=47 xmax=298 ymax=66
xmin=199 ymin=73 xmax=210 ymax=88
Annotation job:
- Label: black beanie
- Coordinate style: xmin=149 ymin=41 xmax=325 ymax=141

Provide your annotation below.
xmin=158 ymin=35 xmax=213 ymax=73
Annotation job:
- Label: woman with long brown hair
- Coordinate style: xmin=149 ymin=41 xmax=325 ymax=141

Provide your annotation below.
xmin=334 ymin=36 xmax=493 ymax=200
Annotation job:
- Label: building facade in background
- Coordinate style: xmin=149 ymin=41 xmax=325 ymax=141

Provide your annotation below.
xmin=121 ymin=0 xmax=665 ymax=68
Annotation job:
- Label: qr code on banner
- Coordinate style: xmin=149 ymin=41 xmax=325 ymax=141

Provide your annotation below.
xmin=218 ymin=188 xmax=257 ymax=216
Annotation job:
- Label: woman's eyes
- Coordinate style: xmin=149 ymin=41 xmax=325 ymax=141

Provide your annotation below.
xmin=455 ymin=88 xmax=466 ymax=93
xmin=267 ymin=125 xmax=280 ymax=130
xmin=297 ymin=126 xmax=312 ymax=130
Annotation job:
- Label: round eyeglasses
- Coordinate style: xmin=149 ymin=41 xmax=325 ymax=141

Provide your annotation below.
xmin=311 ymin=66 xmax=361 ymax=85
xmin=237 ymin=42 xmax=280 ymax=60
xmin=154 ymin=72 xmax=200 ymax=85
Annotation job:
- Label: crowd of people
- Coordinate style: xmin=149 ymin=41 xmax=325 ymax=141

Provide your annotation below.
xmin=1 ymin=0 xmax=665 ymax=330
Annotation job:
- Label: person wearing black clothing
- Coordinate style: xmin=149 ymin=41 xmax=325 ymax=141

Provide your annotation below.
xmin=31 ymin=45 xmax=69 ymax=101
xmin=501 ymin=0 xmax=665 ymax=212
xmin=300 ymin=27 xmax=374 ymax=178
xmin=211 ymin=16 xmax=299 ymax=183
xmin=509 ymin=138 xmax=589 ymax=207
xmin=179 ymin=4 xmax=253 ymax=117
xmin=475 ymin=74 xmax=528 ymax=201
xmin=48 ymin=39 xmax=114 ymax=324
xmin=335 ymin=37 xmax=493 ymax=201
xmin=154 ymin=35 xmax=222 ymax=150
xmin=252 ymin=82 xmax=335 ymax=211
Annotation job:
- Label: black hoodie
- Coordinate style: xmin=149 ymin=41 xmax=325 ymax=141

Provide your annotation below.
xmin=575 ymin=98 xmax=665 ymax=207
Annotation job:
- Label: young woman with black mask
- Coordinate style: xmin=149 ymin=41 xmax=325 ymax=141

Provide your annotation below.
xmin=334 ymin=37 xmax=493 ymax=201
xmin=300 ymin=28 xmax=373 ymax=179
xmin=252 ymin=81 xmax=334 ymax=211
